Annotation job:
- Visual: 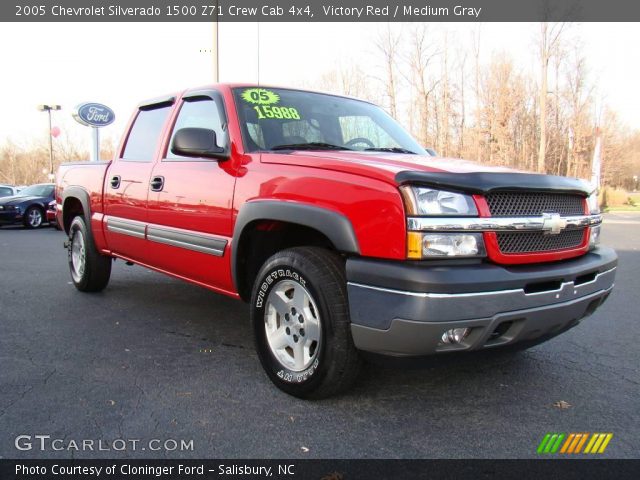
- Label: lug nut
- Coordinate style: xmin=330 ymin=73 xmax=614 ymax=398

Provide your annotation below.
xmin=299 ymin=328 xmax=305 ymax=337
xmin=298 ymin=315 xmax=304 ymax=323
xmin=293 ymin=335 xmax=299 ymax=343
xmin=286 ymin=327 xmax=291 ymax=335
xmin=291 ymin=307 xmax=297 ymax=315
xmin=284 ymin=313 xmax=290 ymax=321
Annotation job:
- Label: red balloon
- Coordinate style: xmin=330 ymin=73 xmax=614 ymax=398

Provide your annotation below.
xmin=50 ymin=126 xmax=61 ymax=138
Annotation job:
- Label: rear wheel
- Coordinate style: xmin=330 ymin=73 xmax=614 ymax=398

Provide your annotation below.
xmin=23 ymin=206 xmax=43 ymax=229
xmin=68 ymin=215 xmax=112 ymax=292
xmin=250 ymin=247 xmax=361 ymax=399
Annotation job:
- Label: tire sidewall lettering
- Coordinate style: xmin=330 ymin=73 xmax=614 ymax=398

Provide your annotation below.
xmin=256 ymin=268 xmax=306 ymax=309
xmin=255 ymin=266 xmax=320 ymax=384
xmin=276 ymin=357 xmax=320 ymax=384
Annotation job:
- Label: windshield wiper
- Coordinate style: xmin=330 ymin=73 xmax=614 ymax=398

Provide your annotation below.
xmin=270 ymin=142 xmax=352 ymax=151
xmin=364 ymin=147 xmax=417 ymax=154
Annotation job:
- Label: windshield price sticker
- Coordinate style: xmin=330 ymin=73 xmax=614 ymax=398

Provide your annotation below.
xmin=242 ymin=88 xmax=280 ymax=105
xmin=242 ymin=88 xmax=302 ymax=120
xmin=253 ymin=105 xmax=301 ymax=120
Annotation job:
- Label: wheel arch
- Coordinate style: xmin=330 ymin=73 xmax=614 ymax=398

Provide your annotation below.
xmin=232 ymin=201 xmax=360 ymax=301
xmin=61 ymin=186 xmax=91 ymax=234
xmin=25 ymin=202 xmax=45 ymax=213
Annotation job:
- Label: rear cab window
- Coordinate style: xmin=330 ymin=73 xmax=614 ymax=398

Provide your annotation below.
xmin=121 ymin=105 xmax=172 ymax=161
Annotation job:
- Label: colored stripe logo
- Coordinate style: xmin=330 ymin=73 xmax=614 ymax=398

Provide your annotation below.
xmin=537 ymin=433 xmax=613 ymax=454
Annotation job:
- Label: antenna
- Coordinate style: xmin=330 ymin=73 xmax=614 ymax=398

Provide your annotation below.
xmin=213 ymin=0 xmax=219 ymax=82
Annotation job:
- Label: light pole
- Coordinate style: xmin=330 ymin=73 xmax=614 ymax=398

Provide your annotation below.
xmin=37 ymin=104 xmax=61 ymax=179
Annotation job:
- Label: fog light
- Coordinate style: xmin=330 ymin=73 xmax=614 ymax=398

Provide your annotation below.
xmin=441 ymin=328 xmax=470 ymax=344
xmin=589 ymin=225 xmax=601 ymax=248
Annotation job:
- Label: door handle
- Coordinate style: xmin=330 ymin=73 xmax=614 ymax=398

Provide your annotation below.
xmin=150 ymin=176 xmax=165 ymax=192
xmin=110 ymin=175 xmax=121 ymax=189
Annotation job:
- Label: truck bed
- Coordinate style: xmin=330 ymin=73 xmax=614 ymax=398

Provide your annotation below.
xmin=56 ymin=161 xmax=111 ymax=228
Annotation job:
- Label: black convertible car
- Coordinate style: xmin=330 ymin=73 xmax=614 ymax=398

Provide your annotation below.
xmin=0 ymin=183 xmax=55 ymax=229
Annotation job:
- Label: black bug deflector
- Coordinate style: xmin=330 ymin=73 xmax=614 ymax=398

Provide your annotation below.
xmin=395 ymin=171 xmax=594 ymax=196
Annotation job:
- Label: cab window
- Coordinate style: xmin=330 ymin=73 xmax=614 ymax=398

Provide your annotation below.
xmin=122 ymin=105 xmax=171 ymax=161
xmin=166 ymin=97 xmax=227 ymax=160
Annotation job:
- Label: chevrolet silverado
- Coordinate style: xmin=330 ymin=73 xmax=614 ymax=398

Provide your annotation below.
xmin=56 ymin=85 xmax=617 ymax=398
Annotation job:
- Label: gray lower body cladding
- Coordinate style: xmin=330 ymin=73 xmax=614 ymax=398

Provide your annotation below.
xmin=346 ymin=247 xmax=617 ymax=356
xmin=105 ymin=216 xmax=227 ymax=256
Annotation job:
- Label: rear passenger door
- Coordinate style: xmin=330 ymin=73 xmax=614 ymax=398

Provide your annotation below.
xmin=145 ymin=91 xmax=237 ymax=293
xmin=103 ymin=100 xmax=173 ymax=263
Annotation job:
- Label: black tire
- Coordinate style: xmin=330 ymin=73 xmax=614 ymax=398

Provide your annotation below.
xmin=250 ymin=247 xmax=361 ymax=399
xmin=68 ymin=215 xmax=112 ymax=292
xmin=23 ymin=206 xmax=44 ymax=229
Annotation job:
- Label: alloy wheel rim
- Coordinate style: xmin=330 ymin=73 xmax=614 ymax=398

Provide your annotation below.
xmin=29 ymin=209 xmax=42 ymax=227
xmin=264 ymin=279 xmax=321 ymax=372
xmin=70 ymin=230 xmax=86 ymax=282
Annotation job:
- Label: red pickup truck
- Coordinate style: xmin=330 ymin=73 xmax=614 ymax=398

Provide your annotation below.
xmin=56 ymin=84 xmax=617 ymax=398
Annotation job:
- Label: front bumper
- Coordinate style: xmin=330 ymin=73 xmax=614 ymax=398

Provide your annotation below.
xmin=347 ymin=247 xmax=617 ymax=356
xmin=0 ymin=211 xmax=22 ymax=225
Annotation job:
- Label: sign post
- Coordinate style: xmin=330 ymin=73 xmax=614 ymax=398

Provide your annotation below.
xmin=72 ymin=102 xmax=115 ymax=161
xmin=91 ymin=127 xmax=100 ymax=162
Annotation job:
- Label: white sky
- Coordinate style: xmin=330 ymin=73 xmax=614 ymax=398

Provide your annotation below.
xmin=0 ymin=22 xmax=638 ymax=153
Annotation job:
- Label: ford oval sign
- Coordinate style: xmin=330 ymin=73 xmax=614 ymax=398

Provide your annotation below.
xmin=72 ymin=102 xmax=115 ymax=128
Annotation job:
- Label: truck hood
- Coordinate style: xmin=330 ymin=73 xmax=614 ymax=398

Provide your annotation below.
xmin=261 ymin=151 xmax=593 ymax=195
xmin=261 ymin=151 xmax=520 ymax=184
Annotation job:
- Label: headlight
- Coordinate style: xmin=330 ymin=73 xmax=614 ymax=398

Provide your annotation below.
xmin=587 ymin=192 xmax=600 ymax=214
xmin=407 ymin=232 xmax=486 ymax=259
xmin=400 ymin=186 xmax=478 ymax=216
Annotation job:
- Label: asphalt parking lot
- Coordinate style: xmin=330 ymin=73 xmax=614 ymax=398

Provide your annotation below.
xmin=1 ymin=213 xmax=639 ymax=459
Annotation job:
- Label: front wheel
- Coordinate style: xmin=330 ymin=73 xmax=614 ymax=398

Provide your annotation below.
xmin=68 ymin=215 xmax=112 ymax=292
xmin=250 ymin=247 xmax=361 ymax=399
xmin=23 ymin=206 xmax=43 ymax=229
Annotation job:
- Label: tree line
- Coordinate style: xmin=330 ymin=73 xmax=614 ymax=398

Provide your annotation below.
xmin=1 ymin=23 xmax=638 ymax=189
xmin=314 ymin=23 xmax=639 ymax=190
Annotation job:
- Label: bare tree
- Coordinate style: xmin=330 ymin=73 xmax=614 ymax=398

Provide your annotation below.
xmin=471 ymin=25 xmax=483 ymax=161
xmin=537 ymin=22 xmax=566 ymax=173
xmin=315 ymin=64 xmax=377 ymax=102
xmin=402 ymin=25 xmax=440 ymax=146
xmin=563 ymin=45 xmax=594 ymax=177
xmin=375 ymin=24 xmax=402 ymax=118
xmin=457 ymin=48 xmax=468 ymax=155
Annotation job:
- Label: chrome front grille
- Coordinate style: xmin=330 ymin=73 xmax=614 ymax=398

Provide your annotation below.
xmin=496 ymin=229 xmax=585 ymax=254
xmin=486 ymin=192 xmax=585 ymax=217
xmin=486 ymin=191 xmax=587 ymax=255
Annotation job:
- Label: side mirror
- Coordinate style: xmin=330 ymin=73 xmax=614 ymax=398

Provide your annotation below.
xmin=171 ymin=128 xmax=228 ymax=160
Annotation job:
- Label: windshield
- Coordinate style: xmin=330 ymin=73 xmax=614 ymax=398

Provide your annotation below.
xmin=19 ymin=184 xmax=54 ymax=197
xmin=233 ymin=87 xmax=426 ymax=154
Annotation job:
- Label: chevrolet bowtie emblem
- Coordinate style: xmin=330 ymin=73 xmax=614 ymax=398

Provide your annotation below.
xmin=542 ymin=213 xmax=568 ymax=235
